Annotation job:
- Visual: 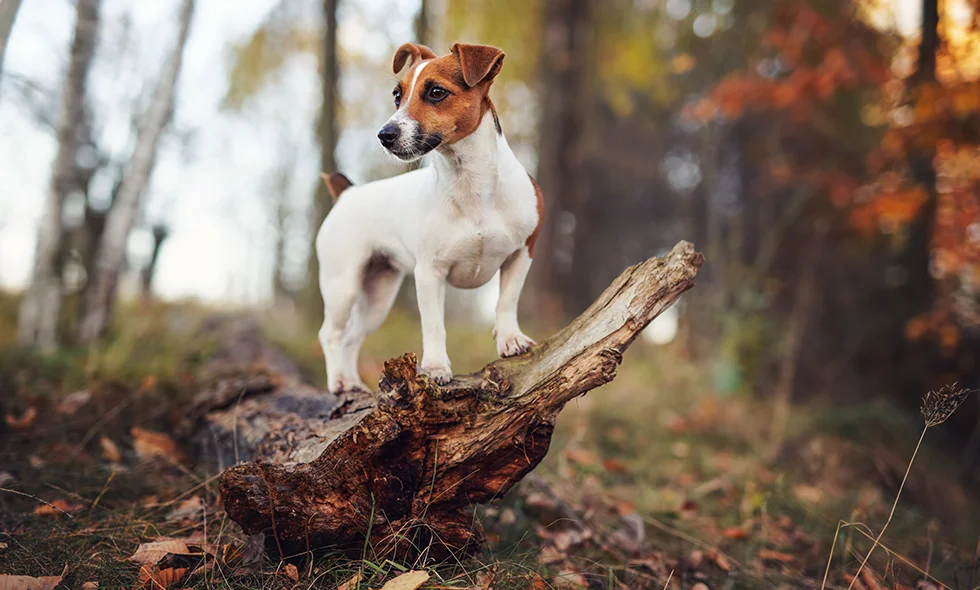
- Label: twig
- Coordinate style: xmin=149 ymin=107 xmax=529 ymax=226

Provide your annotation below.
xmin=0 ymin=487 xmax=74 ymax=518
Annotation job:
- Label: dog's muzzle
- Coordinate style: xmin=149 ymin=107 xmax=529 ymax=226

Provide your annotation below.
xmin=377 ymin=123 xmax=400 ymax=150
xmin=378 ymin=120 xmax=443 ymax=161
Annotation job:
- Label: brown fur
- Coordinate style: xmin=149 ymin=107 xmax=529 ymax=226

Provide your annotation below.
xmin=322 ymin=172 xmax=353 ymax=201
xmin=526 ymin=175 xmax=545 ymax=257
xmin=394 ymin=44 xmax=505 ymax=145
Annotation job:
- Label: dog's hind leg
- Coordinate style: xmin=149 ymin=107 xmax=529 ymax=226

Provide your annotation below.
xmin=319 ymin=271 xmax=370 ymax=395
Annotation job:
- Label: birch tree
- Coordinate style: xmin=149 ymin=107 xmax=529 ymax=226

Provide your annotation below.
xmin=18 ymin=0 xmax=101 ymax=350
xmin=0 ymin=0 xmax=24 ymax=83
xmin=79 ymin=0 xmax=195 ymax=342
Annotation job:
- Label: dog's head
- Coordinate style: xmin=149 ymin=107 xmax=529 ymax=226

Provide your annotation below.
xmin=378 ymin=42 xmax=504 ymax=161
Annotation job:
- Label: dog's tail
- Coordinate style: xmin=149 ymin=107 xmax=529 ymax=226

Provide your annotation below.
xmin=321 ymin=172 xmax=353 ymax=201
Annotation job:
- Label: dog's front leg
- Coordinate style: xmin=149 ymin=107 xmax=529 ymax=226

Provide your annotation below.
xmin=415 ymin=265 xmax=453 ymax=384
xmin=494 ymin=247 xmax=536 ymax=357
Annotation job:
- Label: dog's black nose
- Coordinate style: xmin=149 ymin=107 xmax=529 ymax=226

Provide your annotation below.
xmin=378 ymin=124 xmax=400 ymax=149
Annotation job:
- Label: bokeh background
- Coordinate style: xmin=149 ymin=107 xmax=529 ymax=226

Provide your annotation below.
xmin=1 ymin=0 xmax=980 ymax=587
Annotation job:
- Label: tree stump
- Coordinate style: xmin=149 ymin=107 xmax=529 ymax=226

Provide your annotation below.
xmin=195 ymin=241 xmax=703 ymax=558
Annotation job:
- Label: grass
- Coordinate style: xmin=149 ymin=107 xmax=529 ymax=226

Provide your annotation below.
xmin=2 ymin=294 xmax=980 ymax=588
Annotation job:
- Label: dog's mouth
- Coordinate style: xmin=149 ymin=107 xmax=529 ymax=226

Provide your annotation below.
xmin=388 ymin=133 xmax=443 ymax=161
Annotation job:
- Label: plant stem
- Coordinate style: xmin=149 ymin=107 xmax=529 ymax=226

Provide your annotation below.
xmin=847 ymin=426 xmax=928 ymax=589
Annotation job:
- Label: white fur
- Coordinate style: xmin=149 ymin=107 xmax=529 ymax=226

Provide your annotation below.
xmin=315 ymin=111 xmax=539 ymax=392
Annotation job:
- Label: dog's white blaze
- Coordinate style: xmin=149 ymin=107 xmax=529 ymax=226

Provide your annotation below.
xmin=403 ymin=60 xmax=429 ymax=110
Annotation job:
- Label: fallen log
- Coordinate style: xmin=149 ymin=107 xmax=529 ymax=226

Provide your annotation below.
xmin=195 ymin=241 xmax=703 ymax=558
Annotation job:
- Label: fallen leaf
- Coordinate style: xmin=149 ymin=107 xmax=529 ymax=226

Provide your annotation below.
xmin=603 ymin=458 xmax=627 ymax=473
xmin=710 ymin=551 xmax=732 ymax=572
xmin=0 ymin=472 xmax=13 ymax=486
xmin=81 ymin=583 xmax=99 ymax=589
xmin=283 ymin=563 xmax=299 ymax=582
xmin=131 ymin=428 xmax=182 ymax=463
xmin=379 ymin=570 xmax=429 ymax=590
xmin=538 ymin=543 xmax=564 ymax=565
xmin=860 ymin=568 xmax=882 ymax=590
xmin=28 ymin=456 xmax=44 ymax=469
xmin=57 ymin=390 xmax=92 ymax=415
xmin=33 ymin=499 xmax=82 ymax=516
xmin=100 ymin=437 xmax=122 ymax=463
xmin=135 ymin=565 xmax=187 ymax=590
xmin=793 ymin=484 xmax=824 ymax=504
xmin=0 ymin=574 xmax=63 ymax=590
xmin=529 ymin=573 xmax=548 ymax=590
xmin=498 ymin=508 xmax=517 ymax=525
xmin=5 ymin=407 xmax=37 ymax=432
xmin=723 ymin=526 xmax=748 ymax=540
xmin=564 ymin=447 xmax=600 ymax=467
xmin=128 ymin=539 xmax=194 ymax=565
xmin=553 ymin=568 xmax=590 ymax=589
xmin=337 ymin=572 xmax=362 ymax=590
xmin=842 ymin=573 xmax=867 ymax=590
xmin=166 ymin=496 xmax=204 ymax=523
xmin=758 ymin=549 xmax=795 ymax=563
xmin=691 ymin=584 xmax=710 ymax=590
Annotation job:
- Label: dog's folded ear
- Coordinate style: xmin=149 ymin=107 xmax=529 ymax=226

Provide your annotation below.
xmin=393 ymin=43 xmax=437 ymax=75
xmin=451 ymin=43 xmax=505 ymax=87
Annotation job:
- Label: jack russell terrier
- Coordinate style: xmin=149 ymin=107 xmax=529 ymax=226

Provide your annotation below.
xmin=315 ymin=42 xmax=544 ymax=394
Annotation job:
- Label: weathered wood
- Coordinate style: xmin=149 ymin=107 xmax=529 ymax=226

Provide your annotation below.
xmin=199 ymin=241 xmax=702 ymax=558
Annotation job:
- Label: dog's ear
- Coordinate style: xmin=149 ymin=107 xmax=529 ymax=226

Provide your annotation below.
xmin=392 ymin=43 xmax=437 ymax=75
xmin=451 ymin=43 xmax=505 ymax=87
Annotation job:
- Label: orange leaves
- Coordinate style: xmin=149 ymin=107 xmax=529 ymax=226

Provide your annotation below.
xmin=5 ymin=407 xmax=37 ymax=432
xmin=130 ymin=428 xmax=185 ymax=464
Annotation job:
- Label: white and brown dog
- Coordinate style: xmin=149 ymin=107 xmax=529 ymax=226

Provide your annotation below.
xmin=315 ymin=42 xmax=543 ymax=394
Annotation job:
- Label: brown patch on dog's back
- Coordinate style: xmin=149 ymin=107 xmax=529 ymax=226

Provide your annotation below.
xmin=322 ymin=172 xmax=353 ymax=201
xmin=526 ymin=175 xmax=545 ymax=257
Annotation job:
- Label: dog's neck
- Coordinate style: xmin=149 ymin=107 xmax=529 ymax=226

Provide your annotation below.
xmin=431 ymin=106 xmax=505 ymax=212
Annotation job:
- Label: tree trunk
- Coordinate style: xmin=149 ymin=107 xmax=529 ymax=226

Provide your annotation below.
xmin=18 ymin=0 xmax=100 ymax=350
xmin=139 ymin=224 xmax=169 ymax=300
xmin=79 ymin=0 xmax=194 ymax=343
xmin=193 ymin=242 xmax=702 ymax=558
xmin=0 ymin=0 xmax=23 ymax=84
xmin=300 ymin=0 xmax=340 ymax=320
xmin=531 ymin=0 xmax=592 ymax=325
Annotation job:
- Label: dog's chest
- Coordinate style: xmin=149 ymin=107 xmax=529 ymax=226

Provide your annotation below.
xmin=426 ymin=204 xmax=529 ymax=289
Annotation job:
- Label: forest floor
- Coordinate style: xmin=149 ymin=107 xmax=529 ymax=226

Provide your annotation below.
xmin=1 ymin=294 xmax=978 ymax=589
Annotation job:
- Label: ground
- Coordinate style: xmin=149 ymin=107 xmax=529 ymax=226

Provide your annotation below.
xmin=0 ymin=294 xmax=978 ymax=589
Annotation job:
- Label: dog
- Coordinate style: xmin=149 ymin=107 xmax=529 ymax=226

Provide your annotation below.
xmin=314 ymin=42 xmax=544 ymax=394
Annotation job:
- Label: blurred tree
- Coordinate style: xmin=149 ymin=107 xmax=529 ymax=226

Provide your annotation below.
xmin=299 ymin=0 xmax=341 ymax=319
xmin=140 ymin=224 xmax=170 ymax=300
xmin=0 ymin=0 xmax=23 ymax=84
xmin=18 ymin=0 xmax=101 ymax=350
xmin=531 ymin=0 xmax=593 ymax=324
xmin=79 ymin=0 xmax=196 ymax=343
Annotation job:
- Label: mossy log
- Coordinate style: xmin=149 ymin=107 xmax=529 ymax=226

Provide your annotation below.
xmin=192 ymin=241 xmax=703 ymax=558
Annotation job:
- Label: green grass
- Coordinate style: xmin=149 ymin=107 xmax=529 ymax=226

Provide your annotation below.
xmin=2 ymin=297 xmax=979 ymax=588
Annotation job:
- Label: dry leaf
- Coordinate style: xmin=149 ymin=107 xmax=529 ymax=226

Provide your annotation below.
xmin=602 ymin=458 xmax=627 ymax=473
xmin=691 ymin=584 xmax=710 ymax=590
xmin=710 ymin=551 xmax=732 ymax=572
xmin=57 ymin=390 xmax=92 ymax=415
xmin=166 ymin=496 xmax=204 ymax=523
xmin=0 ymin=574 xmax=63 ymax=590
xmin=538 ymin=544 xmax=564 ymax=565
xmin=379 ymin=570 xmax=429 ymax=590
xmin=135 ymin=565 xmax=187 ymax=590
xmin=128 ymin=539 xmax=193 ymax=565
xmin=283 ymin=563 xmax=299 ymax=582
xmin=758 ymin=549 xmax=795 ymax=563
xmin=564 ymin=448 xmax=600 ymax=467
xmin=81 ymin=583 xmax=99 ymax=589
xmin=0 ymin=542 xmax=7 ymax=551
xmin=529 ymin=573 xmax=548 ymax=590
xmin=336 ymin=572 xmax=362 ymax=590
xmin=100 ymin=437 xmax=122 ymax=463
xmin=5 ymin=407 xmax=37 ymax=432
xmin=723 ymin=526 xmax=748 ymax=540
xmin=842 ymin=574 xmax=867 ymax=590
xmin=33 ymin=499 xmax=82 ymax=516
xmin=130 ymin=428 xmax=182 ymax=463
xmin=860 ymin=568 xmax=883 ymax=590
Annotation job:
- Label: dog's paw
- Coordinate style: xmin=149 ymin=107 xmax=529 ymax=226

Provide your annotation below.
xmin=328 ymin=376 xmax=372 ymax=395
xmin=420 ymin=360 xmax=453 ymax=385
xmin=496 ymin=331 xmax=536 ymax=358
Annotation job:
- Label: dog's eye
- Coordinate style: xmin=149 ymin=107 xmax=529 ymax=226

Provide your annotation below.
xmin=427 ymin=86 xmax=448 ymax=101
xmin=392 ymin=88 xmax=402 ymax=107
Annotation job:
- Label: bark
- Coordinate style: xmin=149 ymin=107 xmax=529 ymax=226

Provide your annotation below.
xmin=79 ymin=0 xmax=194 ymax=343
xmin=299 ymin=0 xmax=340 ymax=320
xmin=140 ymin=224 xmax=169 ymax=299
xmin=194 ymin=242 xmax=703 ymax=559
xmin=18 ymin=0 xmax=100 ymax=350
xmin=532 ymin=0 xmax=593 ymax=325
xmin=0 ymin=0 xmax=23 ymax=83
